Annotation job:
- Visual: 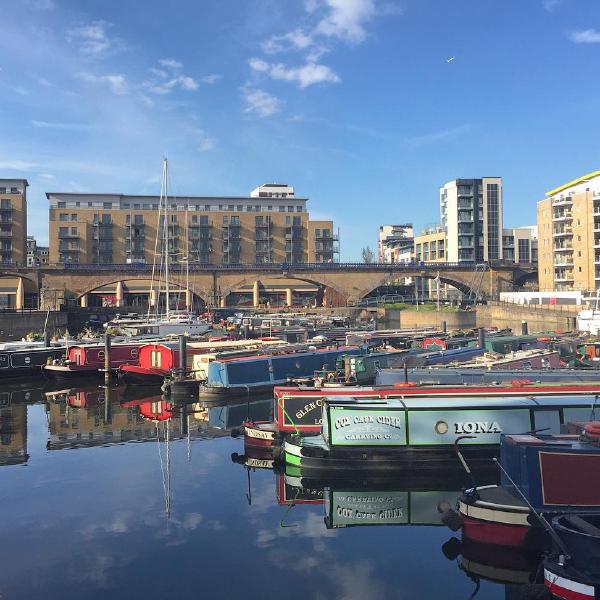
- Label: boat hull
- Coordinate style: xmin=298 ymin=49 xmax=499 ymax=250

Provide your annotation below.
xmin=119 ymin=365 xmax=167 ymax=385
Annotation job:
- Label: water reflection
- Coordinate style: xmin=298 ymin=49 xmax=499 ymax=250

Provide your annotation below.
xmin=0 ymin=386 xmax=526 ymax=600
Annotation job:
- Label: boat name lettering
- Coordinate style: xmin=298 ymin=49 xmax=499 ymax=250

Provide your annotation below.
xmin=334 ymin=414 xmax=402 ymax=429
xmin=336 ymin=506 xmax=404 ymax=520
xmin=295 ymin=398 xmax=323 ymax=419
xmin=454 ymin=421 xmax=502 ymax=434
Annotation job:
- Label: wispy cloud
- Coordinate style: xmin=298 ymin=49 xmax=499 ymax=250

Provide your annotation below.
xmin=401 ymin=124 xmax=472 ymax=148
xmin=201 ymin=74 xmax=222 ymax=85
xmin=0 ymin=160 xmax=39 ymax=171
xmin=143 ymin=60 xmax=199 ymax=94
xmin=262 ymin=29 xmax=314 ymax=54
xmin=249 ymin=58 xmax=340 ymax=88
xmin=569 ymin=29 xmax=600 ymax=44
xmin=543 ymin=0 xmax=561 ymax=12
xmin=76 ymin=72 xmax=128 ymax=94
xmin=193 ymin=129 xmax=217 ymax=152
xmin=242 ymin=87 xmax=283 ymax=117
xmin=314 ymin=0 xmax=378 ymax=43
xmin=31 ymin=120 xmax=96 ymax=131
xmin=38 ymin=77 xmax=53 ymax=87
xmin=66 ymin=20 xmax=125 ymax=57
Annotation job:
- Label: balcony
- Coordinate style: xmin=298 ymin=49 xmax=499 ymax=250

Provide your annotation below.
xmin=0 ymin=206 xmax=13 ymax=212
xmin=0 ymin=230 xmax=12 ymax=238
xmin=554 ymin=271 xmax=574 ymax=282
xmin=554 ymin=257 xmax=573 ymax=267
xmin=554 ymin=244 xmax=573 ymax=251
xmin=553 ymin=212 xmax=573 ymax=221
xmin=553 ymin=228 xmax=573 ymax=237
xmin=314 ymin=233 xmax=339 ymax=241
xmin=58 ymin=231 xmax=79 ymax=239
xmin=552 ymin=196 xmax=573 ymax=206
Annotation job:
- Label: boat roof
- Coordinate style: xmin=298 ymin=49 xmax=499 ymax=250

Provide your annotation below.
xmin=212 ymin=345 xmax=359 ymax=364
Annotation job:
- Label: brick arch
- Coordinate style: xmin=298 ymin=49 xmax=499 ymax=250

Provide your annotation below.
xmin=0 ymin=272 xmax=39 ymax=289
xmin=78 ymin=277 xmax=207 ymax=304
xmin=220 ymin=274 xmax=349 ymax=305
xmin=355 ymin=271 xmax=477 ymax=300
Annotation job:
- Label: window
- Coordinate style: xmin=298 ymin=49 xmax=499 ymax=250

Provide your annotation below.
xmin=200 ymin=215 xmax=208 ymax=225
xmin=57 ymin=201 xmax=66 ymax=208
xmin=71 ymin=227 xmax=78 ymax=235
xmin=223 ymin=216 xmax=228 ymax=224
xmin=287 ymin=206 xmax=294 ymax=212
xmin=88 ymin=202 xmax=93 ymax=207
xmin=75 ymin=202 xmax=80 ymax=207
xmin=231 ymin=215 xmax=240 ymax=224
xmin=103 ymin=202 xmax=112 ymax=209
xmin=59 ymin=213 xmax=68 ymax=221
xmin=286 ymin=216 xmax=291 ymax=225
xmin=293 ymin=216 xmax=301 ymax=226
xmin=268 ymin=206 xmax=273 ymax=211
xmin=296 ymin=206 xmax=302 ymax=212
xmin=192 ymin=215 xmax=198 ymax=223
xmin=228 ymin=205 xmax=234 ymax=211
xmin=71 ymin=214 xmax=77 ymax=221
xmin=279 ymin=206 xmax=285 ymax=212
xmin=205 ymin=205 xmax=210 ymax=211
xmin=237 ymin=205 xmax=243 ymax=211
xmin=10 ymin=187 xmax=17 ymax=193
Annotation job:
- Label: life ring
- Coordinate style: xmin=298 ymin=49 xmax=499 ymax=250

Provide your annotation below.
xmin=583 ymin=421 xmax=600 ymax=440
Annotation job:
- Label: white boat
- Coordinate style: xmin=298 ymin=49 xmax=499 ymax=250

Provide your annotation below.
xmin=578 ymin=297 xmax=600 ymax=335
xmin=116 ymin=159 xmax=211 ymax=338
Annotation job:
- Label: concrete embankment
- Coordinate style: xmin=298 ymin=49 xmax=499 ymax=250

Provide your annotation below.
xmin=0 ymin=311 xmax=68 ymax=340
xmin=384 ymin=301 xmax=580 ymax=334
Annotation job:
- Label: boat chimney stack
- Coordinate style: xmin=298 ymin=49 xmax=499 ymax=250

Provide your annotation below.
xmin=477 ymin=328 xmax=486 ymax=349
xmin=179 ymin=334 xmax=187 ymax=380
xmin=521 ymin=320 xmax=528 ymax=335
xmin=44 ymin=329 xmax=51 ymax=348
xmin=441 ymin=320 xmax=447 ymax=333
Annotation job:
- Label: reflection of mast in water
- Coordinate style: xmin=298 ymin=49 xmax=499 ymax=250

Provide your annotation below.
xmin=156 ymin=418 xmax=172 ymax=520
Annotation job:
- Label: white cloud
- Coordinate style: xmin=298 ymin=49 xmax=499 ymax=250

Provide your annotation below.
xmin=569 ymin=29 xmax=600 ymax=43
xmin=0 ymin=160 xmax=39 ymax=171
xmin=143 ymin=60 xmax=199 ymax=94
xmin=201 ymin=74 xmax=221 ymax=84
xmin=315 ymin=0 xmax=377 ymax=43
xmin=200 ymin=74 xmax=221 ymax=85
xmin=158 ymin=58 xmax=183 ymax=69
xmin=250 ymin=58 xmax=340 ymax=88
xmin=66 ymin=20 xmax=124 ymax=57
xmin=242 ymin=87 xmax=283 ymax=117
xmin=262 ymin=29 xmax=314 ymax=54
xmin=38 ymin=77 xmax=52 ymax=87
xmin=76 ymin=72 xmax=128 ymax=94
xmin=31 ymin=120 xmax=95 ymax=131
xmin=193 ymin=129 xmax=216 ymax=152
xmin=38 ymin=173 xmax=56 ymax=180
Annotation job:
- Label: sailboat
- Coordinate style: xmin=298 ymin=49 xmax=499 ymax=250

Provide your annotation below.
xmin=577 ymin=295 xmax=600 ymax=335
xmin=119 ymin=159 xmax=211 ymax=337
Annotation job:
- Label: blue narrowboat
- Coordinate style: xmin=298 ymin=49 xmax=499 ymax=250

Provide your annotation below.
xmin=199 ymin=346 xmax=361 ymax=400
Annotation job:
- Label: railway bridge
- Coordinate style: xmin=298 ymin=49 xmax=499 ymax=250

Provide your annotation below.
xmin=0 ymin=261 xmax=537 ymax=309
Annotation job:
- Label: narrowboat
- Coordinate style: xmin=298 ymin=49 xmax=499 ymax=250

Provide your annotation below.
xmin=270 ymin=381 xmax=600 ymax=437
xmin=121 ymin=339 xmax=290 ymax=386
xmin=0 ymin=341 xmax=65 ymax=380
xmin=43 ymin=342 xmax=146 ymax=381
xmin=198 ymin=346 xmax=362 ymax=401
xmin=283 ymin=394 xmax=600 ymax=472
xmin=457 ymin=425 xmax=600 ymax=548
xmin=543 ymin=514 xmax=600 ymax=600
xmin=383 ymin=365 xmax=597 ymax=386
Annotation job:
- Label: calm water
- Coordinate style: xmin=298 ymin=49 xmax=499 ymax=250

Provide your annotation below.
xmin=0 ymin=383 xmax=525 ymax=600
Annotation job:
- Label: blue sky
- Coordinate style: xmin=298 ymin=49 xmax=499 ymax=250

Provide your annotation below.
xmin=1 ymin=0 xmax=599 ymax=258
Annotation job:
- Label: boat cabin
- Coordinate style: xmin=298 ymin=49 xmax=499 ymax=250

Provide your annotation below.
xmin=67 ymin=343 xmax=141 ymax=368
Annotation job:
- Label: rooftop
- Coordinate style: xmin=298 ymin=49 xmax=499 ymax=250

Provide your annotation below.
xmin=546 ymin=169 xmax=600 ymax=197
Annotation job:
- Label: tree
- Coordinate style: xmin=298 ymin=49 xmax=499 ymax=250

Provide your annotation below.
xmin=361 ymin=246 xmax=375 ymax=264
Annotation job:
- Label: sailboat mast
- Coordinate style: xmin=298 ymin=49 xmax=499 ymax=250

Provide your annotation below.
xmin=163 ymin=159 xmax=170 ymax=320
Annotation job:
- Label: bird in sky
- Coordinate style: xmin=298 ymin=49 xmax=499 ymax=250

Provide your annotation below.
xmin=447 ymin=56 xmax=455 ymax=63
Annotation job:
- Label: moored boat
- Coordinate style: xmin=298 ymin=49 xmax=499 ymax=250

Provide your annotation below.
xmin=0 ymin=341 xmax=66 ymax=380
xmin=283 ymin=396 xmax=600 ymax=472
xmin=44 ymin=341 xmax=146 ymax=381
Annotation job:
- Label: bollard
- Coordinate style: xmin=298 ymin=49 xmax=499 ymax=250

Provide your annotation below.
xmin=104 ymin=333 xmax=111 ymax=385
xmin=441 ymin=320 xmax=447 ymax=333
xmin=179 ymin=334 xmax=187 ymax=380
xmin=44 ymin=330 xmax=51 ymax=348
xmin=521 ymin=320 xmax=528 ymax=335
xmin=478 ymin=327 xmax=486 ymax=348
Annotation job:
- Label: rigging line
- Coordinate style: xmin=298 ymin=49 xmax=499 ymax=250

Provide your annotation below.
xmin=148 ymin=162 xmax=163 ymax=322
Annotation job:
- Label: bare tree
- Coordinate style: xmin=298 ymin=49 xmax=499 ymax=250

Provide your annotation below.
xmin=361 ymin=246 xmax=375 ymax=264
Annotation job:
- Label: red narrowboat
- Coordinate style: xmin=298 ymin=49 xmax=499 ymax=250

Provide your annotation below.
xmin=43 ymin=342 xmax=144 ymax=382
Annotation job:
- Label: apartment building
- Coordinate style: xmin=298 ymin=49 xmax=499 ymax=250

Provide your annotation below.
xmin=440 ymin=177 xmax=503 ymax=263
xmin=26 ymin=236 xmax=49 ymax=267
xmin=502 ymin=226 xmax=537 ymax=264
xmin=47 ymin=183 xmax=338 ymax=265
xmin=378 ymin=224 xmax=414 ymax=263
xmin=537 ymin=169 xmax=600 ymax=292
xmin=0 ymin=179 xmax=27 ymax=266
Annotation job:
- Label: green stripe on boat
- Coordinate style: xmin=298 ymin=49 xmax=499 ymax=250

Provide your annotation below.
xmin=285 ymin=452 xmax=302 ymax=466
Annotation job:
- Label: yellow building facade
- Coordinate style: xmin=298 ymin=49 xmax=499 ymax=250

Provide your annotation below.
xmin=537 ymin=170 xmax=600 ymax=292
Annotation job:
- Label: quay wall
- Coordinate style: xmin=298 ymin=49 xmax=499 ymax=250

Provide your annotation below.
xmin=383 ymin=308 xmax=477 ymax=330
xmin=0 ymin=311 xmax=68 ymax=341
xmin=475 ymin=301 xmax=578 ymax=334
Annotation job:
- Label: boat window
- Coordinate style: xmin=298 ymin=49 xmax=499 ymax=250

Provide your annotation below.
xmin=151 ymin=351 xmax=162 ymax=368
xmin=534 ymin=410 xmax=561 ymax=435
xmin=131 ymin=348 xmax=138 ymax=358
xmin=98 ymin=350 xmax=105 ymax=360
